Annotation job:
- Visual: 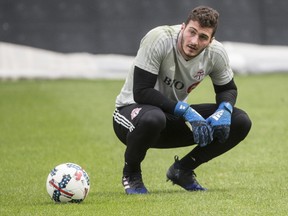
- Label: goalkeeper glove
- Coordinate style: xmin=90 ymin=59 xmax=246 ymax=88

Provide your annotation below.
xmin=206 ymin=102 xmax=233 ymax=143
xmin=174 ymin=101 xmax=213 ymax=147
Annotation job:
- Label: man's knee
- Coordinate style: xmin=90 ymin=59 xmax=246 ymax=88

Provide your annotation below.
xmin=232 ymin=109 xmax=252 ymax=141
xmin=139 ymin=108 xmax=166 ymax=131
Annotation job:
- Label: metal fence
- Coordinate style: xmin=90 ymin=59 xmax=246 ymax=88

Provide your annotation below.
xmin=0 ymin=0 xmax=287 ymax=54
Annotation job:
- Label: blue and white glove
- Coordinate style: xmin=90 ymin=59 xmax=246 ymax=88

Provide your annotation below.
xmin=174 ymin=101 xmax=213 ymax=147
xmin=206 ymin=102 xmax=233 ymax=143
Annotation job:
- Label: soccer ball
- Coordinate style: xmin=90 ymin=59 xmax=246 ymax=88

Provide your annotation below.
xmin=46 ymin=163 xmax=90 ymax=203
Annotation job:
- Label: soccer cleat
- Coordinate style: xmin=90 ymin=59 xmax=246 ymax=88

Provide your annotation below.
xmin=122 ymin=173 xmax=148 ymax=194
xmin=166 ymin=156 xmax=207 ymax=191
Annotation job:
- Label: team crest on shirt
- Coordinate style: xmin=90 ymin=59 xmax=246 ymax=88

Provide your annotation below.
xmin=193 ymin=70 xmax=205 ymax=81
xmin=131 ymin=108 xmax=142 ymax=120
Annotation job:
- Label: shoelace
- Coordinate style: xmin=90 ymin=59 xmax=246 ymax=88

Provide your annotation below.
xmin=127 ymin=175 xmax=144 ymax=188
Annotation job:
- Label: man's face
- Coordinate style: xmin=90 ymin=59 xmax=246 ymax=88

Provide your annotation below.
xmin=178 ymin=20 xmax=214 ymax=60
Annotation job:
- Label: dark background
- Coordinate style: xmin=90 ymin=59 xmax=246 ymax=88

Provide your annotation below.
xmin=0 ymin=0 xmax=287 ymax=55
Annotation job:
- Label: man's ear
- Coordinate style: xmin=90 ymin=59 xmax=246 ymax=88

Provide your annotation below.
xmin=181 ymin=22 xmax=186 ymax=30
xmin=210 ymin=36 xmax=215 ymax=43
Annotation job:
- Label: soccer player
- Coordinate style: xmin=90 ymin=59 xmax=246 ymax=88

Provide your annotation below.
xmin=113 ymin=6 xmax=252 ymax=194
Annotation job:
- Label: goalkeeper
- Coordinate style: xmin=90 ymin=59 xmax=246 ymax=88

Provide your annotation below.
xmin=112 ymin=6 xmax=252 ymax=194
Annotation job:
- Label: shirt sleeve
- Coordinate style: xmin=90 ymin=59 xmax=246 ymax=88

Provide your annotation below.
xmin=133 ymin=66 xmax=177 ymax=114
xmin=209 ymin=41 xmax=234 ymax=86
xmin=134 ymin=27 xmax=166 ymax=75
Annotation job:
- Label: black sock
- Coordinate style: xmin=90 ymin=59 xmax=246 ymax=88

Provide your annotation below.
xmin=178 ymin=154 xmax=203 ymax=170
xmin=123 ymin=162 xmax=141 ymax=176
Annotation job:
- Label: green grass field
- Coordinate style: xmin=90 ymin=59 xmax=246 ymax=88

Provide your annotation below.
xmin=0 ymin=74 xmax=287 ymax=216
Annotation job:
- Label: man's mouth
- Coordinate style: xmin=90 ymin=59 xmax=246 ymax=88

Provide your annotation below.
xmin=187 ymin=44 xmax=197 ymax=51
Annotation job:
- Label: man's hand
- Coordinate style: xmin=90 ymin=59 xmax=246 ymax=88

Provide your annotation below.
xmin=174 ymin=102 xmax=213 ymax=147
xmin=206 ymin=102 xmax=233 ymax=143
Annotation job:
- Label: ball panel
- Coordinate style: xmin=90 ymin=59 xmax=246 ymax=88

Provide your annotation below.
xmin=46 ymin=162 xmax=90 ymax=203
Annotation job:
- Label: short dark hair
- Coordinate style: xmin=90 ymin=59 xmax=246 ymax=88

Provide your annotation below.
xmin=185 ymin=6 xmax=219 ymax=37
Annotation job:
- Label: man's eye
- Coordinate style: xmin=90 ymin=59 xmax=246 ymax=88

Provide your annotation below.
xmin=190 ymin=30 xmax=196 ymax=36
xmin=200 ymin=35 xmax=209 ymax=40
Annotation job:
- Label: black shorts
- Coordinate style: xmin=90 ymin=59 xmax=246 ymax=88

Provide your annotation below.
xmin=113 ymin=103 xmax=221 ymax=148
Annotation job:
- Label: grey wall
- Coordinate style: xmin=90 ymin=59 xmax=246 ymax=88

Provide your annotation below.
xmin=0 ymin=0 xmax=287 ymax=55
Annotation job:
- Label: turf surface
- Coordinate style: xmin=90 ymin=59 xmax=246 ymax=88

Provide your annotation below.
xmin=0 ymin=74 xmax=287 ymax=215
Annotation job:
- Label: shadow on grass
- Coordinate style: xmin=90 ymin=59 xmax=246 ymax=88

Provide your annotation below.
xmin=150 ymin=188 xmax=229 ymax=194
xmin=39 ymin=188 xmax=231 ymax=206
xmin=90 ymin=187 xmax=229 ymax=197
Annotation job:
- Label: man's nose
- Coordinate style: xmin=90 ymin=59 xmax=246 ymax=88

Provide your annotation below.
xmin=190 ymin=35 xmax=199 ymax=45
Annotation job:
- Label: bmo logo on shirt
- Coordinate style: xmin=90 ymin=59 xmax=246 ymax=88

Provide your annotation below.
xmin=163 ymin=76 xmax=201 ymax=93
xmin=163 ymin=76 xmax=184 ymax=90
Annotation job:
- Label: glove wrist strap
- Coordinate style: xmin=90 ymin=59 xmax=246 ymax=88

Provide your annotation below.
xmin=174 ymin=101 xmax=190 ymax=117
xmin=219 ymin=102 xmax=233 ymax=113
